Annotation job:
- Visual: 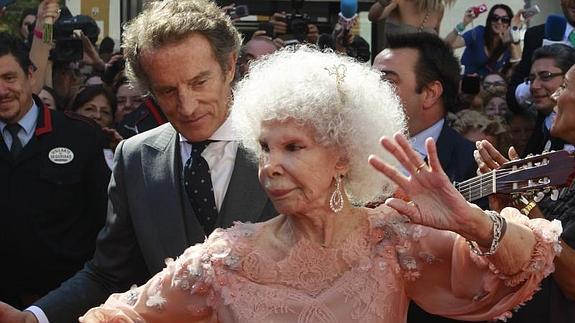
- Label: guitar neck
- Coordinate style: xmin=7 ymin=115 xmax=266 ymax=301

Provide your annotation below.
xmin=454 ymin=171 xmax=497 ymax=202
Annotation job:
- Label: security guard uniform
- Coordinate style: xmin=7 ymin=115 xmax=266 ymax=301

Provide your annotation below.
xmin=0 ymin=96 xmax=110 ymax=309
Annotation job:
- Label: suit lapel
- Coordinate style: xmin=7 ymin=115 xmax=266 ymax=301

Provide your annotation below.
xmin=217 ymin=146 xmax=269 ymax=227
xmin=435 ymin=122 xmax=456 ymax=178
xmin=141 ymin=125 xmax=205 ymax=257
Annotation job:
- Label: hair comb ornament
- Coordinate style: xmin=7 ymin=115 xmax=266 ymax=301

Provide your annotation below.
xmin=324 ymin=64 xmax=347 ymax=110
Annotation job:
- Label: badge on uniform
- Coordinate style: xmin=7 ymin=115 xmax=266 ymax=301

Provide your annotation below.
xmin=49 ymin=147 xmax=74 ymax=164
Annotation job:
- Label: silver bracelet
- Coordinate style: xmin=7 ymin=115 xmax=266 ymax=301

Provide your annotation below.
xmin=466 ymin=210 xmax=506 ymax=256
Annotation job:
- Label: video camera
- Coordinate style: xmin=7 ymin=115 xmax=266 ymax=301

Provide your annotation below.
xmin=283 ymin=13 xmax=310 ymax=43
xmin=51 ymin=7 xmax=100 ymax=62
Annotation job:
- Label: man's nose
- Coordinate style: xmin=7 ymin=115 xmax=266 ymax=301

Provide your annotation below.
xmin=177 ymin=88 xmax=199 ymax=116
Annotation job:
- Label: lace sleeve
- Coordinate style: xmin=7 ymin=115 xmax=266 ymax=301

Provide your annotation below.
xmin=369 ymin=205 xmax=562 ymax=321
xmin=79 ymin=235 xmax=225 ymax=322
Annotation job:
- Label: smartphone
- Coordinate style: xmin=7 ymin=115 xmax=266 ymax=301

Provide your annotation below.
xmin=258 ymin=22 xmax=275 ymax=39
xmin=522 ymin=5 xmax=540 ymax=19
xmin=461 ymin=75 xmax=481 ymax=95
xmin=472 ymin=4 xmax=488 ymax=17
xmin=0 ymin=0 xmax=16 ymax=7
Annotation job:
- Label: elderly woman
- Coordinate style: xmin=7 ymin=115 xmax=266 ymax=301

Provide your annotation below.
xmin=80 ymin=47 xmax=561 ymax=323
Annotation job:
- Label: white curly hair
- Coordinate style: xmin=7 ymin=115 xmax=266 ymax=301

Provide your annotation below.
xmin=230 ymin=46 xmax=407 ymax=204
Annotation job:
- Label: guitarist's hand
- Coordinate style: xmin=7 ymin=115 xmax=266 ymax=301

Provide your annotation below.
xmin=474 ymin=140 xmax=521 ymax=212
xmin=474 ymin=140 xmax=519 ymax=174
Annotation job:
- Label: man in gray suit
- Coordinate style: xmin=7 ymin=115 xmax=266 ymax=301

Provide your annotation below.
xmin=0 ymin=1 xmax=277 ymax=322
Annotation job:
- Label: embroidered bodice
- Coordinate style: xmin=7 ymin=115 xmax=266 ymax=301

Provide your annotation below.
xmin=81 ymin=207 xmax=562 ymax=323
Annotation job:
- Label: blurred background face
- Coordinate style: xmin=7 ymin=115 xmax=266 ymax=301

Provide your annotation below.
xmin=489 ymin=8 xmax=511 ymax=35
xmin=463 ymin=127 xmax=497 ymax=146
xmin=38 ymin=88 xmax=56 ymax=110
xmin=562 ymin=0 xmax=575 ymax=26
xmin=75 ymin=94 xmax=114 ymax=128
xmin=529 ymin=58 xmax=564 ymax=114
xmin=509 ymin=114 xmax=535 ymax=156
xmin=115 ymin=83 xmax=145 ymax=123
xmin=484 ymin=96 xmax=508 ymax=117
xmin=482 ymin=74 xmax=507 ymax=95
xmin=19 ymin=14 xmax=36 ymax=39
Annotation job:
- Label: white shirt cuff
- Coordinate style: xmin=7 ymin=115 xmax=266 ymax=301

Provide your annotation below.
xmin=25 ymin=306 xmax=50 ymax=323
xmin=515 ymin=82 xmax=532 ymax=106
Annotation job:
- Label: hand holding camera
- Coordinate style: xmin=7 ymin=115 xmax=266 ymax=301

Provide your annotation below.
xmin=462 ymin=4 xmax=486 ymax=26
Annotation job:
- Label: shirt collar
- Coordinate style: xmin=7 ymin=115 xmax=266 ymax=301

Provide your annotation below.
xmin=410 ymin=119 xmax=445 ymax=158
xmin=564 ymin=21 xmax=574 ymax=41
xmin=544 ymin=112 xmax=556 ymax=131
xmin=0 ymin=100 xmax=38 ymax=135
xmin=179 ymin=115 xmax=237 ymax=143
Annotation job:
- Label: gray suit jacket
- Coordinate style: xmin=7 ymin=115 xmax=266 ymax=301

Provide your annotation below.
xmin=34 ymin=123 xmax=277 ymax=322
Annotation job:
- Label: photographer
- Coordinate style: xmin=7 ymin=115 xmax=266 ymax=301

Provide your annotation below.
xmin=269 ymin=12 xmax=319 ymax=45
xmin=318 ymin=20 xmax=370 ymax=63
xmin=444 ymin=4 xmax=525 ymax=77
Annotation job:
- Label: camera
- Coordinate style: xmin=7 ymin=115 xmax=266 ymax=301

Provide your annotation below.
xmin=226 ymin=5 xmax=249 ymax=20
xmin=472 ymin=4 xmax=488 ymax=17
xmin=51 ymin=8 xmax=100 ymax=62
xmin=283 ymin=13 xmax=310 ymax=43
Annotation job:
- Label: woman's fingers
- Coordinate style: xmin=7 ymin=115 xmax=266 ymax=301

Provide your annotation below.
xmin=380 ymin=135 xmax=416 ymax=174
xmin=384 ymin=197 xmax=421 ymax=223
xmin=425 ymin=137 xmax=445 ymax=176
xmin=394 ymin=133 xmax=426 ymax=173
xmin=368 ymin=154 xmax=410 ymax=190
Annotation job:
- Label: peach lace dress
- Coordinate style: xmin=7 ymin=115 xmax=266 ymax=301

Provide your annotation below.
xmin=81 ymin=206 xmax=562 ymax=323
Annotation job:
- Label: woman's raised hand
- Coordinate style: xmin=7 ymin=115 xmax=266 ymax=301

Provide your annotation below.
xmin=369 ymin=132 xmax=481 ymax=235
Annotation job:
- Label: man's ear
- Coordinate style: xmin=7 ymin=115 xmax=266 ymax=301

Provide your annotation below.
xmin=225 ymin=52 xmax=238 ymax=82
xmin=27 ymin=65 xmax=36 ymax=87
xmin=422 ymin=80 xmax=443 ymax=110
xmin=335 ymin=154 xmax=350 ymax=174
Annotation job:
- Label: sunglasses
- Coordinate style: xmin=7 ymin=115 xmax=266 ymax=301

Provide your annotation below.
xmin=489 ymin=15 xmax=511 ymax=24
xmin=526 ymin=71 xmax=565 ymax=83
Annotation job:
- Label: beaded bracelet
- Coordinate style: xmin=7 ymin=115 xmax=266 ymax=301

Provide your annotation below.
xmin=466 ymin=210 xmax=507 ymax=256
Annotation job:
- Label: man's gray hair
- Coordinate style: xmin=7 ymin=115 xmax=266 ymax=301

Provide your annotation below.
xmin=122 ymin=0 xmax=242 ymax=91
xmin=231 ymin=46 xmax=407 ymax=204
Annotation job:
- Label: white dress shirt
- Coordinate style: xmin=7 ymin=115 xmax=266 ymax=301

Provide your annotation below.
xmin=410 ymin=118 xmax=444 ymax=159
xmin=179 ymin=116 xmax=239 ymax=211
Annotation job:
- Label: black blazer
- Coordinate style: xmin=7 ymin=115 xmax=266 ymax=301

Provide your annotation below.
xmin=0 ymin=101 xmax=110 ymax=308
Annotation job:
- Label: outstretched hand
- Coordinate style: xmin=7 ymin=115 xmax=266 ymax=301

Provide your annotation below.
xmin=369 ymin=133 xmax=483 ymax=237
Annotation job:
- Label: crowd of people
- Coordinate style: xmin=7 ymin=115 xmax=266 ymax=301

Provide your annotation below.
xmin=0 ymin=0 xmax=574 ymax=322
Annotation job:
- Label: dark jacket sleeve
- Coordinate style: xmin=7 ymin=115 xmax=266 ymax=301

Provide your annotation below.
xmin=34 ymin=140 xmax=150 ymax=322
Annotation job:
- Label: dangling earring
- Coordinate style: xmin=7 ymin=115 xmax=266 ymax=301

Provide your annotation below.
xmin=330 ymin=175 xmax=344 ymax=213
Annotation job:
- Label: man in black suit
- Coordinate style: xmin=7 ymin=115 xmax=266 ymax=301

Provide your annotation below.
xmin=0 ymin=1 xmax=278 ymax=322
xmin=0 ymin=32 xmax=109 ymax=310
xmin=373 ymin=32 xmax=478 ymax=323
xmin=507 ymin=0 xmax=575 ymax=110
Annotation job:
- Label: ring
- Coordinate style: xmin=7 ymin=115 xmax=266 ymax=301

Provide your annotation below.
xmin=415 ymin=162 xmax=427 ymax=173
xmin=407 ymin=201 xmax=416 ymax=207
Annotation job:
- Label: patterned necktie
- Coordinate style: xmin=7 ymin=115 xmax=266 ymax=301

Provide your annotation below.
xmin=6 ymin=123 xmax=23 ymax=159
xmin=184 ymin=141 xmax=218 ymax=234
